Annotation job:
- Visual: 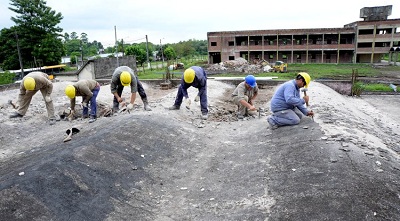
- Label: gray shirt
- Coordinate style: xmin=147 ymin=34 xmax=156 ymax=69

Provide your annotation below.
xmin=232 ymin=81 xmax=259 ymax=100
xmin=110 ymin=66 xmax=138 ymax=94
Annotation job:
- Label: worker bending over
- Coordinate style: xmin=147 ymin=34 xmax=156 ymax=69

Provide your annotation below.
xmin=10 ymin=71 xmax=57 ymax=125
xmin=65 ymin=79 xmax=100 ymax=123
xmin=111 ymin=66 xmax=151 ymax=112
xmin=169 ymin=66 xmax=208 ymax=120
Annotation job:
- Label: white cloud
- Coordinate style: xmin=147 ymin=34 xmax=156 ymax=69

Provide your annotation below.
xmin=1 ymin=0 xmax=399 ymax=46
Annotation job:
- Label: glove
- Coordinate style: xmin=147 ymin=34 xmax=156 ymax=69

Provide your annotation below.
xmin=127 ymin=103 xmax=134 ymax=110
xmin=82 ymin=102 xmax=88 ymax=108
xmin=45 ymin=96 xmax=52 ymax=102
xmin=185 ymin=98 xmax=191 ymax=109
xmin=194 ymin=95 xmax=200 ymax=102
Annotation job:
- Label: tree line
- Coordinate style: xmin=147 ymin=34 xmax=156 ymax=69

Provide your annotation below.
xmin=0 ymin=0 xmax=208 ymax=71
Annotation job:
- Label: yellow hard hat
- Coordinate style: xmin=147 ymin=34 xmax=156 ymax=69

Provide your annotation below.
xmin=65 ymin=85 xmax=76 ymax=99
xmin=298 ymin=72 xmax=311 ymax=88
xmin=23 ymin=77 xmax=36 ymax=90
xmin=120 ymin=71 xmax=131 ymax=86
xmin=183 ymin=68 xmax=195 ymax=83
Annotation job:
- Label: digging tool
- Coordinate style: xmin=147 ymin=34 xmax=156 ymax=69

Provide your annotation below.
xmin=8 ymin=100 xmax=17 ymax=109
xmin=301 ymin=88 xmax=314 ymax=121
xmin=301 ymin=88 xmax=309 ymax=107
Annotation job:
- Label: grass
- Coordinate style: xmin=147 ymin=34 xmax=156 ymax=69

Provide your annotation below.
xmin=138 ymin=62 xmax=399 ymax=81
xmin=362 ymin=83 xmax=396 ymax=92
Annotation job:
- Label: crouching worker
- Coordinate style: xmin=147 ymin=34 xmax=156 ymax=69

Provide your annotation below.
xmin=65 ymin=79 xmax=100 ymax=123
xmin=10 ymin=71 xmax=57 ymax=125
xmin=267 ymin=72 xmax=314 ymax=130
xmin=232 ymin=75 xmax=259 ymax=119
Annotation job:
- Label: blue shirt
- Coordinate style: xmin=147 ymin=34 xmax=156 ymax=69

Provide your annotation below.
xmin=270 ymin=79 xmax=308 ymax=115
xmin=180 ymin=66 xmax=207 ymax=98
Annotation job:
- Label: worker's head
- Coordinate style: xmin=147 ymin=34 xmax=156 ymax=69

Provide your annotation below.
xmin=65 ymin=85 xmax=76 ymax=99
xmin=23 ymin=77 xmax=36 ymax=91
xmin=296 ymin=72 xmax=311 ymax=88
xmin=183 ymin=68 xmax=195 ymax=83
xmin=245 ymin=75 xmax=257 ymax=88
xmin=120 ymin=71 xmax=131 ymax=86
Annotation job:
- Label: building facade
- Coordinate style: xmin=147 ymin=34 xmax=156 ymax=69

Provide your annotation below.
xmin=207 ymin=5 xmax=400 ymax=64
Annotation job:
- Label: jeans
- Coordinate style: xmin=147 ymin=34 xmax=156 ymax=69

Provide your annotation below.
xmin=83 ymin=87 xmax=100 ymax=117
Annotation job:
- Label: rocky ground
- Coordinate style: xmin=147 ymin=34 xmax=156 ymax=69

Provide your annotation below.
xmin=0 ymin=78 xmax=399 ymax=220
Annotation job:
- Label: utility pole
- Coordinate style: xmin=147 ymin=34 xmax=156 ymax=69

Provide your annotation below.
xmin=80 ymin=40 xmax=84 ymax=66
xmin=15 ymin=31 xmax=24 ymax=77
xmin=145 ymin=35 xmax=150 ymax=69
xmin=160 ymin=39 xmax=164 ymax=68
xmin=114 ymin=26 xmax=119 ymax=67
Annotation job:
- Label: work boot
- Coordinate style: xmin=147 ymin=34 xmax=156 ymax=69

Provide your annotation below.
xmin=201 ymin=113 xmax=208 ymax=120
xmin=88 ymin=116 xmax=96 ymax=123
xmin=112 ymin=102 xmax=119 ymax=113
xmin=267 ymin=116 xmax=278 ymax=130
xmin=143 ymin=99 xmax=152 ymax=111
xmin=49 ymin=118 xmax=56 ymax=125
xmin=10 ymin=112 xmax=23 ymax=118
xmin=169 ymin=105 xmax=180 ymax=110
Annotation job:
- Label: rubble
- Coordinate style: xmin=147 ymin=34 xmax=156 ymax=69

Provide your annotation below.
xmin=206 ymin=58 xmax=272 ymax=74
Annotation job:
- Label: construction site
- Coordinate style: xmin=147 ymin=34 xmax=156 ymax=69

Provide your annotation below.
xmin=1 ymin=4 xmax=400 ymax=220
xmin=0 ymin=59 xmax=400 ymax=220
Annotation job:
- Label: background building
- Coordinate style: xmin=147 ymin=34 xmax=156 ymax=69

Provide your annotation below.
xmin=207 ymin=5 xmax=400 ymax=64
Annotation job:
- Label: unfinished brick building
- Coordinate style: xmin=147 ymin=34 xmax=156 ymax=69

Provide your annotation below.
xmin=207 ymin=5 xmax=400 ymax=64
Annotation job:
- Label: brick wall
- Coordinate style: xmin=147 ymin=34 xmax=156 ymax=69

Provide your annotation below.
xmin=94 ymin=56 xmax=137 ymax=79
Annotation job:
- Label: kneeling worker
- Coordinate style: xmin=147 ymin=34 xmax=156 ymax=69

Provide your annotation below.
xmin=267 ymin=72 xmax=314 ymax=129
xmin=65 ymin=79 xmax=100 ymax=123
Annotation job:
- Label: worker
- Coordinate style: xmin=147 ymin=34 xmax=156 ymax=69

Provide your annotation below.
xmin=65 ymin=79 xmax=100 ymax=123
xmin=9 ymin=71 xmax=57 ymax=125
xmin=169 ymin=66 xmax=208 ymax=120
xmin=231 ymin=75 xmax=259 ymax=119
xmin=111 ymin=66 xmax=152 ymax=112
xmin=267 ymin=72 xmax=314 ymax=129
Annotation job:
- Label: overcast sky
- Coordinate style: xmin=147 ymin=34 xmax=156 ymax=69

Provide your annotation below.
xmin=1 ymin=0 xmax=399 ymax=47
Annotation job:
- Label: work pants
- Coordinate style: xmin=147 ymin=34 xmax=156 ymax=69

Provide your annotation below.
xmin=232 ymin=95 xmax=249 ymax=115
xmin=270 ymin=108 xmax=303 ymax=126
xmin=83 ymin=86 xmax=100 ymax=118
xmin=174 ymin=85 xmax=208 ymax=114
xmin=17 ymin=88 xmax=55 ymax=119
xmin=113 ymin=80 xmax=147 ymax=109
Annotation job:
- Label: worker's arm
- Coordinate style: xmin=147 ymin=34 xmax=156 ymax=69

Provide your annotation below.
xmin=113 ymin=92 xmax=123 ymax=103
xmin=129 ymin=92 xmax=137 ymax=105
xmin=249 ymin=92 xmax=258 ymax=105
xmin=239 ymin=99 xmax=256 ymax=111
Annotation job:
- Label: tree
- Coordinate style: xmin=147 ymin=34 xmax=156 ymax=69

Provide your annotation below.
xmin=164 ymin=46 xmax=177 ymax=61
xmin=125 ymin=45 xmax=147 ymax=67
xmin=6 ymin=0 xmax=64 ymax=69
xmin=0 ymin=26 xmax=19 ymax=70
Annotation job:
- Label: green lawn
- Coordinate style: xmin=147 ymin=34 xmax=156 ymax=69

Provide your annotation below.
xmin=138 ymin=62 xmax=400 ymax=81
